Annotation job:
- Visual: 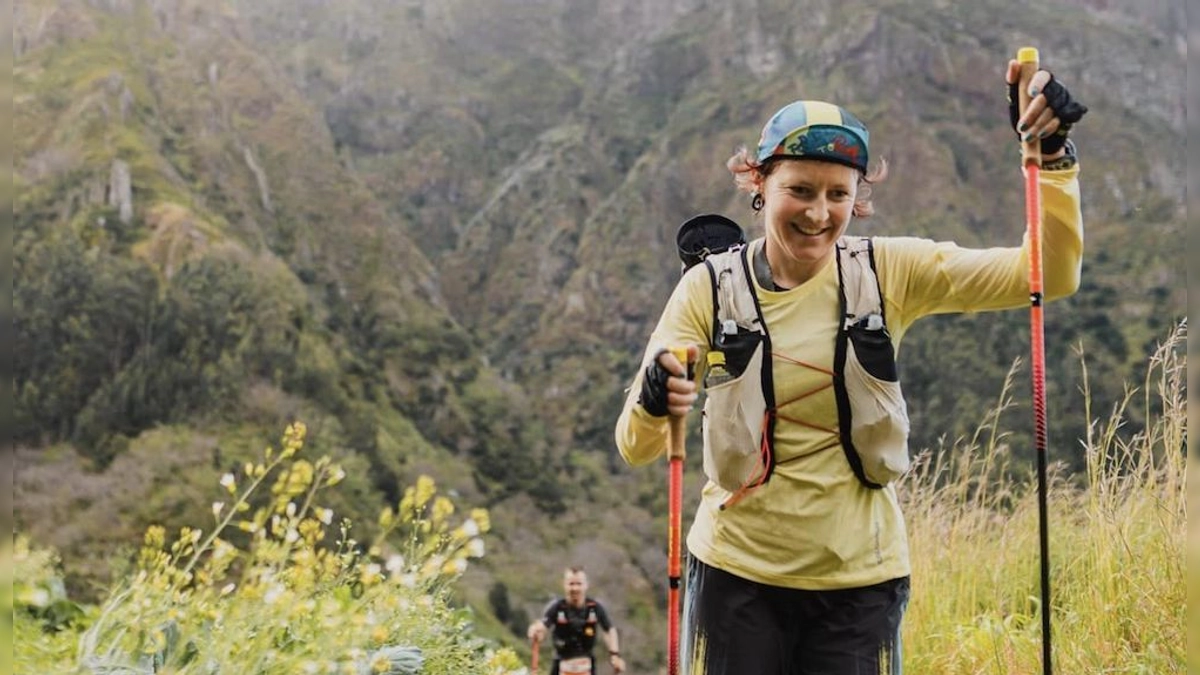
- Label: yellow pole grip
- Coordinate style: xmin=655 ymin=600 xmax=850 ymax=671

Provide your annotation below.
xmin=666 ymin=346 xmax=690 ymax=461
xmin=1017 ymin=47 xmax=1041 ymax=167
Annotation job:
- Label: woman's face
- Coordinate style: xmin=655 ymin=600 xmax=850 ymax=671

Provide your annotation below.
xmin=760 ymin=159 xmax=859 ymax=279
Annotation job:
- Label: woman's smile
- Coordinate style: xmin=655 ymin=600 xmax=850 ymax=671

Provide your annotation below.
xmin=792 ymin=222 xmax=832 ymax=236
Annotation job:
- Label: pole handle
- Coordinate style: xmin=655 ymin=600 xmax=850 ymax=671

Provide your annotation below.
xmin=664 ymin=344 xmax=692 ymax=675
xmin=1017 ymin=47 xmax=1042 ymax=167
xmin=666 ymin=346 xmax=691 ymax=461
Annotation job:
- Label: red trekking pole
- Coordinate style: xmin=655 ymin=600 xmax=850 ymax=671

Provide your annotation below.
xmin=666 ymin=346 xmax=691 ymax=675
xmin=1017 ymin=46 xmax=1054 ymax=675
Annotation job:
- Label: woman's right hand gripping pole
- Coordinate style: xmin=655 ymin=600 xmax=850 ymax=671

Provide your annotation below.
xmin=639 ymin=346 xmax=700 ymax=419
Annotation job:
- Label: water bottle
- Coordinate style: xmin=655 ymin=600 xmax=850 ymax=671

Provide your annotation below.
xmin=704 ymin=350 xmax=735 ymax=387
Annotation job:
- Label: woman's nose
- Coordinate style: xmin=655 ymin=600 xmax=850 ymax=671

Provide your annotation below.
xmin=805 ymin=199 xmax=828 ymax=222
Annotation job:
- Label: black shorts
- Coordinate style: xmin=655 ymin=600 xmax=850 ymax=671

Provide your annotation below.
xmin=681 ymin=556 xmax=909 ymax=675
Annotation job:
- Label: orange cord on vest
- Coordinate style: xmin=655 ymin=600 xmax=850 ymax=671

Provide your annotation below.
xmin=720 ymin=350 xmax=839 ymax=508
xmin=772 ymin=350 xmax=838 ymax=434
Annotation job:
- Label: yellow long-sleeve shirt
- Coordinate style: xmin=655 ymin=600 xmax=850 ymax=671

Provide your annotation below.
xmin=615 ymin=165 xmax=1082 ymax=590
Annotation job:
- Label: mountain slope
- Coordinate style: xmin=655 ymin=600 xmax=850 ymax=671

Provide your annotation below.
xmin=14 ymin=0 xmax=1185 ymax=671
xmin=14 ymin=0 xmax=567 ymax=588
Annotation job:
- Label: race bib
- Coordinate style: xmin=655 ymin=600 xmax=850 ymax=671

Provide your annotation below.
xmin=559 ymin=656 xmax=592 ymax=674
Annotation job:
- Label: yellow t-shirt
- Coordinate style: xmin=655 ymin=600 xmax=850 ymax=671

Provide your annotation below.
xmin=615 ymin=165 xmax=1083 ymax=590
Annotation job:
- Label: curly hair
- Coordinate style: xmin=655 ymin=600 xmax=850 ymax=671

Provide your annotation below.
xmin=726 ymin=146 xmax=889 ymax=218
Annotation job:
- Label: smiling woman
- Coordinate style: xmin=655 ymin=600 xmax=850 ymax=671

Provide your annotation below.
xmin=727 ymin=100 xmax=890 ymax=290
xmin=616 ymin=63 xmax=1088 ymax=675
xmin=755 ymin=160 xmax=861 ymax=288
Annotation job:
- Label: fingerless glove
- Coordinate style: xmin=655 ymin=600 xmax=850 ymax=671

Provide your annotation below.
xmin=638 ymin=350 xmax=672 ymax=417
xmin=1008 ymin=71 xmax=1089 ymax=155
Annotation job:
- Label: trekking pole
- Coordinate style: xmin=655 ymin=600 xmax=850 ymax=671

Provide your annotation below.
xmin=1017 ymin=45 xmax=1054 ymax=675
xmin=530 ymin=635 xmax=539 ymax=675
xmin=666 ymin=346 xmax=692 ymax=675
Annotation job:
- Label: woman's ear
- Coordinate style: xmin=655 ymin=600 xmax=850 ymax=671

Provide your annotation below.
xmin=852 ymin=178 xmax=875 ymax=218
xmin=751 ymin=171 xmax=766 ymax=193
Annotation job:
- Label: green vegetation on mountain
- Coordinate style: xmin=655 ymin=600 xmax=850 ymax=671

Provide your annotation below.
xmin=14 ymin=0 xmax=1185 ymax=671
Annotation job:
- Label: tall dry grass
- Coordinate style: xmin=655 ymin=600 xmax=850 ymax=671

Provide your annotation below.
xmin=902 ymin=320 xmax=1185 ymax=674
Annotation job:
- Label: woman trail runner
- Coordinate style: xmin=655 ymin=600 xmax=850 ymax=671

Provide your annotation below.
xmin=614 ymin=57 xmax=1087 ymax=674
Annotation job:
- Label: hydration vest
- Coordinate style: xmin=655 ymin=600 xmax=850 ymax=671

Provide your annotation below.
xmin=551 ymin=599 xmax=601 ymax=658
xmin=698 ymin=237 xmax=911 ymax=499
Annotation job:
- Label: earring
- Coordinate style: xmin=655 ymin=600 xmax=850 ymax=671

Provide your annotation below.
xmin=751 ymin=193 xmax=764 ymax=212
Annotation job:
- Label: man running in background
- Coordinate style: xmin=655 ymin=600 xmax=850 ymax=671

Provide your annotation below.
xmin=528 ymin=566 xmax=626 ymax=674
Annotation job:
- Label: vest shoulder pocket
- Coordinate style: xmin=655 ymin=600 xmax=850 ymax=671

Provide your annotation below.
xmin=714 ymin=325 xmax=761 ymax=376
xmin=847 ymin=317 xmax=897 ymax=382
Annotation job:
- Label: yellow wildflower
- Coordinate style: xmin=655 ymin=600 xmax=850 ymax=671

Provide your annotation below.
xmin=470 ymin=508 xmax=491 ymax=533
xmin=144 ymin=525 xmax=166 ymax=549
xmin=298 ymin=519 xmax=324 ymax=544
xmin=414 ymin=475 xmax=436 ymax=509
xmin=398 ymin=488 xmax=415 ymax=520
xmin=273 ymin=460 xmax=314 ymax=499
xmin=431 ymin=496 xmax=455 ymax=525
xmin=282 ymin=421 xmax=307 ymax=458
